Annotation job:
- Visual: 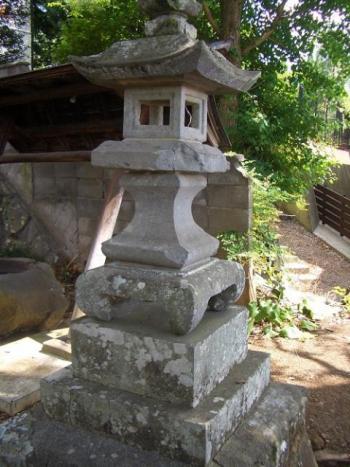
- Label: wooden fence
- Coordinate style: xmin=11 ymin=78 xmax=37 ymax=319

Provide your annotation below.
xmin=314 ymin=185 xmax=350 ymax=239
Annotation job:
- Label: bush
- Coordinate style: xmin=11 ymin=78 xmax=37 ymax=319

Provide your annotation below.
xmin=220 ymin=160 xmax=318 ymax=338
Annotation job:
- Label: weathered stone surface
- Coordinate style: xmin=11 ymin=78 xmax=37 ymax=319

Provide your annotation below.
xmin=214 ymin=383 xmax=317 ymax=467
xmin=41 ymin=351 xmax=270 ymax=466
xmin=0 ymin=336 xmax=70 ymax=415
xmin=0 ymin=258 xmax=68 ymax=337
xmin=92 ymin=139 xmax=229 ymax=172
xmin=76 ymin=258 xmax=245 ymax=335
xmin=145 ymin=14 xmax=198 ymax=39
xmin=102 ymin=173 xmax=219 ymax=268
xmin=139 ymin=0 xmax=202 ymax=18
xmin=0 ymin=406 xmax=187 ymax=467
xmin=71 ymin=307 xmax=248 ymax=407
xmin=72 ymin=36 xmax=260 ymax=94
xmin=123 ymin=86 xmax=208 ymax=142
xmin=0 ymin=384 xmax=315 ymax=467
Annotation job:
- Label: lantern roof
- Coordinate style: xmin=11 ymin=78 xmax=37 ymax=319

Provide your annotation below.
xmin=71 ymin=1 xmax=260 ymax=95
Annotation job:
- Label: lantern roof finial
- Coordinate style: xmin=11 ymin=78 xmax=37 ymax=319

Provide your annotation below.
xmin=138 ymin=0 xmax=202 ymax=18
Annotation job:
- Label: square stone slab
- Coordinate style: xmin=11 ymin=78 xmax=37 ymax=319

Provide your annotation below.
xmin=71 ymin=306 xmax=248 ymax=407
xmin=41 ymin=351 xmax=270 ymax=466
xmin=0 ymin=336 xmax=70 ymax=415
xmin=0 ymin=382 xmax=315 ymax=467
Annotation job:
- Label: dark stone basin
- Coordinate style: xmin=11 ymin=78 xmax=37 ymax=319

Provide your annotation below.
xmin=0 ymin=258 xmax=32 ymax=275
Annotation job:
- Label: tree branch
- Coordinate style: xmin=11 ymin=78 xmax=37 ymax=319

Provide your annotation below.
xmin=203 ymin=1 xmax=220 ymax=36
xmin=242 ymin=0 xmax=289 ymax=56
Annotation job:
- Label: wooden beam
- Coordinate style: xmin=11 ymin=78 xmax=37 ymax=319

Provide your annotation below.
xmin=0 ymin=83 xmax=112 ymax=107
xmin=0 ymin=151 xmax=91 ymax=164
xmin=71 ymin=171 xmax=125 ymax=321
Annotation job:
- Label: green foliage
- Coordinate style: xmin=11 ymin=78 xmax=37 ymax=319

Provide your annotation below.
xmin=220 ymin=161 xmax=288 ymax=275
xmin=32 ymin=1 xmax=68 ymax=67
xmin=0 ymin=0 xmax=29 ymax=64
xmin=49 ymin=0 xmax=144 ymax=63
xmin=333 ymin=286 xmax=350 ymax=313
xmin=248 ymin=294 xmax=318 ymax=338
xmin=220 ymin=161 xmax=318 ymax=338
xmin=230 ymin=69 xmax=339 ymax=195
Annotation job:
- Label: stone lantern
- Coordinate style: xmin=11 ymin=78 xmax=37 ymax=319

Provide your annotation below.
xmin=71 ymin=0 xmax=260 ymax=337
xmin=0 ymin=2 xmax=315 ymax=466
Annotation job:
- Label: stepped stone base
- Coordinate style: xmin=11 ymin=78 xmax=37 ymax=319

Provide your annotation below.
xmin=0 ymin=383 xmax=316 ymax=467
xmin=70 ymin=307 xmax=248 ymax=407
xmin=40 ymin=351 xmax=270 ymax=466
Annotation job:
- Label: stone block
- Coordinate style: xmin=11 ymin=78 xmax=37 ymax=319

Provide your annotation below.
xmin=208 ymin=207 xmax=252 ymax=235
xmin=41 ymin=351 xmax=270 ymax=466
xmin=77 ymin=163 xmax=104 ymax=179
xmin=208 ymin=158 xmax=251 ymax=186
xmin=0 ymin=406 xmax=187 ymax=467
xmin=193 ymin=188 xmax=208 ymax=206
xmin=78 ymin=217 xmax=97 ymax=236
xmin=71 ymin=307 xmax=248 ymax=407
xmin=192 ymin=204 xmax=208 ymax=230
xmin=102 ymin=173 xmax=219 ymax=270
xmin=103 ymin=168 xmax=115 ymax=180
xmin=118 ymin=199 xmax=135 ymax=222
xmin=76 ymin=259 xmax=245 ymax=335
xmin=207 ymin=185 xmax=251 ymax=210
xmin=76 ymin=198 xmax=103 ymax=218
xmin=54 ymin=162 xmax=77 ymax=178
xmin=56 ymin=178 xmax=77 ymax=198
xmin=78 ymin=178 xmax=104 ymax=199
xmin=32 ymin=163 xmax=55 ymax=178
xmin=78 ymin=234 xmax=93 ymax=258
xmin=92 ymin=139 xmax=229 ymax=173
xmin=115 ymin=219 xmax=130 ymax=233
xmin=214 ymin=383 xmax=317 ymax=467
xmin=33 ymin=177 xmax=56 ymax=199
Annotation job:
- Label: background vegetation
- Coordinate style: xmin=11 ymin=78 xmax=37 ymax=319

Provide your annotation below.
xmin=26 ymin=0 xmax=350 ymax=196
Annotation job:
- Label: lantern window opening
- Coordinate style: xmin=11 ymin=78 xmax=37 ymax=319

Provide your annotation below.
xmin=139 ymin=100 xmax=171 ymax=126
xmin=183 ymin=96 xmax=202 ymax=131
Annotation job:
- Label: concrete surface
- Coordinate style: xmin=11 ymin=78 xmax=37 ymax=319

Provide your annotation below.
xmin=0 ymin=335 xmax=70 ymax=415
xmin=314 ymin=223 xmax=350 ymax=260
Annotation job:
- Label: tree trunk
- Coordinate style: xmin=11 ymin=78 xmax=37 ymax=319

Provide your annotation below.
xmin=219 ymin=0 xmax=243 ymax=132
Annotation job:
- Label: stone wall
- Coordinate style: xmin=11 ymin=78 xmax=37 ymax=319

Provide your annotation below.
xmin=0 ymin=154 xmax=251 ymax=267
xmin=0 ymin=172 xmax=56 ymax=262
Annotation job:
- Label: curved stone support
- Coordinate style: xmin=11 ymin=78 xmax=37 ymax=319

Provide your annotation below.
xmin=76 ymin=259 xmax=245 ymax=335
xmin=102 ymin=172 xmax=219 ymax=269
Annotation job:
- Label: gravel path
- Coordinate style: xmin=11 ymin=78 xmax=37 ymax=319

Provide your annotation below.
xmin=278 ymin=219 xmax=350 ymax=296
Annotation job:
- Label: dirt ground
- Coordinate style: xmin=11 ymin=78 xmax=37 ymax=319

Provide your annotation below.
xmin=250 ymin=219 xmax=350 ymax=459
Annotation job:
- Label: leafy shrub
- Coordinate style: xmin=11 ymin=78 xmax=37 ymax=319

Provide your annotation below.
xmin=220 ymin=160 xmax=289 ymax=277
xmin=220 ymin=160 xmax=318 ymax=338
xmin=333 ymin=286 xmax=350 ymax=313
